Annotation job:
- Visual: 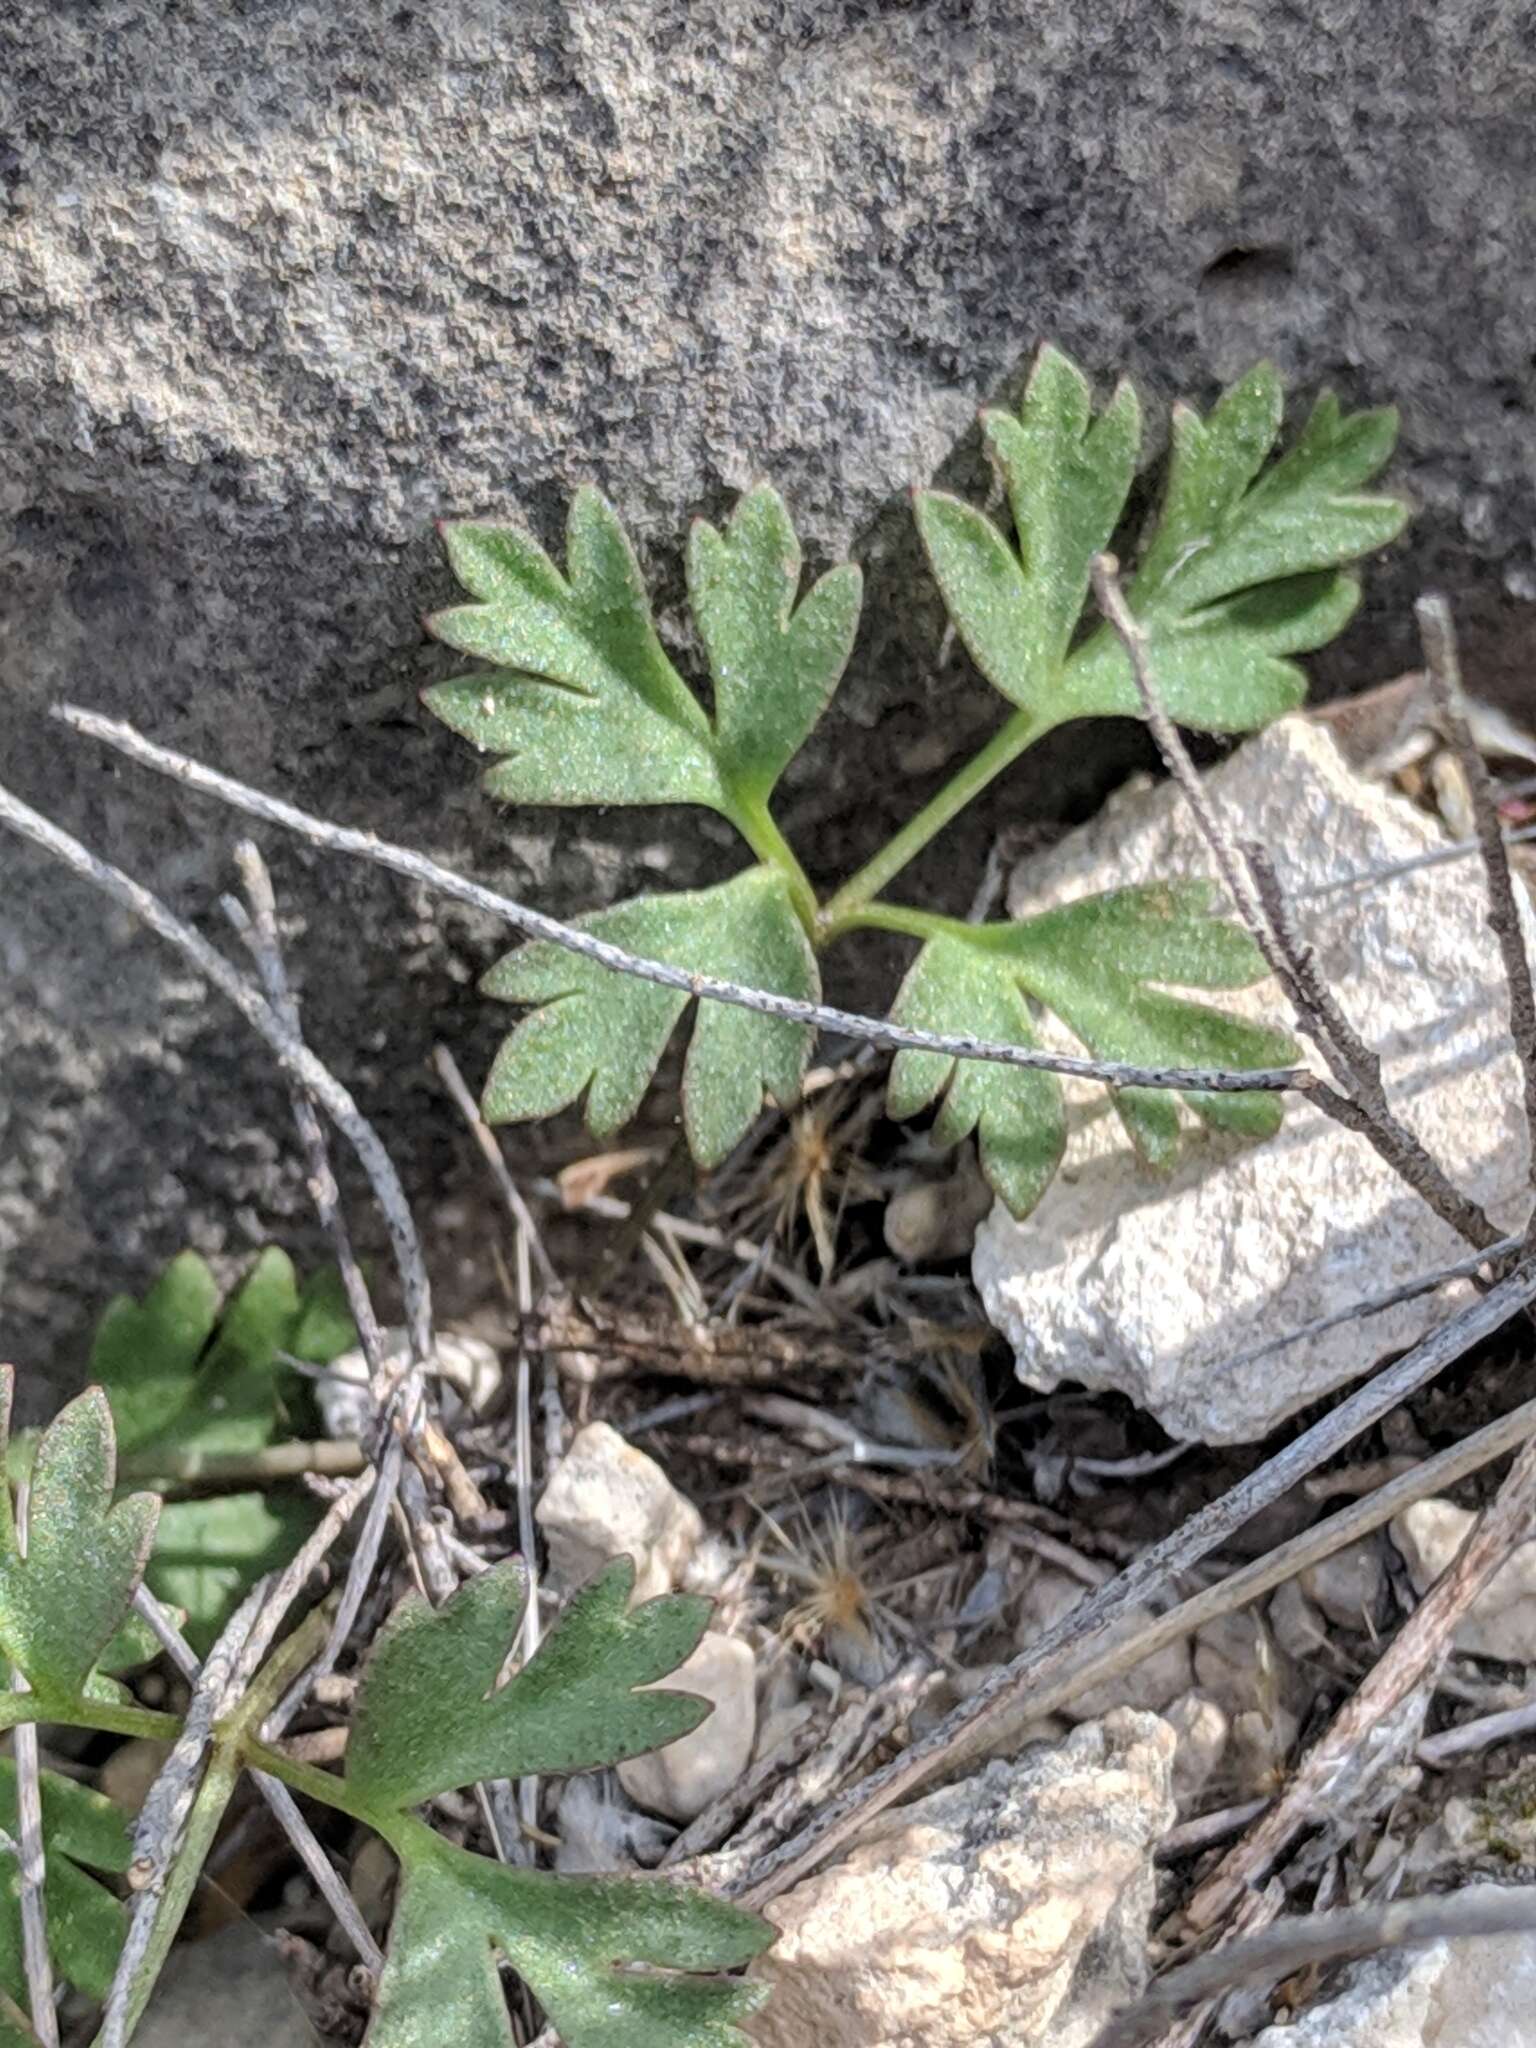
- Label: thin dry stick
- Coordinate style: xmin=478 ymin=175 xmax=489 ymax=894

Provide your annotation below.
xmin=1416 ymin=593 xmax=1536 ymax=1210
xmin=9 ymin=1480 xmax=57 ymax=2048
xmin=0 ymin=785 xmax=434 ymax=1362
xmin=130 ymin=1586 xmax=383 ymax=1972
xmin=1419 ymin=1691 xmax=1536 ymax=1766
xmin=1089 ymin=552 xmax=1502 ymax=1254
xmin=735 ymin=1255 xmax=1536 ymax=1905
xmin=1300 ymin=817 xmax=1536 ymax=903
xmin=1089 ymin=1883 xmax=1536 ymax=2048
xmin=48 ymin=708 xmax=1309 ymax=1100
xmin=1183 ymin=1427 xmax=1536 ymax=1936
xmin=432 ymin=1044 xmax=557 ymax=1294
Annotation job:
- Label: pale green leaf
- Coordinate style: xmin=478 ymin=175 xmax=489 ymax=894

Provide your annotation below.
xmin=885 ymin=884 xmax=1296 ymax=1210
xmin=976 ymin=346 xmax=1140 ymax=703
xmin=349 ymin=1559 xmax=711 ymax=1811
xmin=86 ymin=1250 xmax=221 ymax=1458
xmin=887 ymin=934 xmax=1065 ymax=1220
xmin=921 ymin=345 xmax=1403 ymax=738
xmin=366 ymin=1834 xmax=768 ymax=2048
xmin=0 ymin=1762 xmax=129 ymax=2008
xmin=480 ymin=866 xmax=817 ymax=1168
xmin=426 ymin=490 xmax=725 ymax=811
xmin=1007 ymin=885 xmax=1298 ymax=1166
xmin=688 ymin=484 xmax=862 ymax=802
xmin=0 ymin=1372 xmax=156 ymax=1702
xmin=146 ymin=1491 xmax=320 ymax=1654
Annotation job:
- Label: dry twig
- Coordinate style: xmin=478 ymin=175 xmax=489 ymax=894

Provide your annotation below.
xmin=49 ymin=706 xmax=1310 ymax=1099
xmin=1089 ymin=1883 xmax=1536 ymax=2048
xmin=1416 ymin=593 xmax=1536 ymax=1212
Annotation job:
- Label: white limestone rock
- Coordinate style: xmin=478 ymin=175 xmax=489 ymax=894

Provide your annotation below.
xmin=617 ymin=1631 xmax=757 ymax=1823
xmin=1391 ymin=1497 xmax=1536 ymax=1664
xmin=747 ymin=1709 xmax=1175 ymax=2048
xmin=1246 ymin=1894 xmax=1536 ymax=2047
xmin=535 ymin=1421 xmax=703 ymax=1604
xmin=975 ymin=717 xmax=1534 ymax=1444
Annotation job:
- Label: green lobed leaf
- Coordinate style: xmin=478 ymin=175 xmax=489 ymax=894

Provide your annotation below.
xmin=0 ymin=1371 xmax=157 ymax=1702
xmin=887 ymin=934 xmax=1066 ymax=1220
xmin=427 ymin=490 xmax=726 ymax=812
xmin=480 ymin=866 xmax=817 ymax=1168
xmin=0 ymin=1763 xmax=129 ymax=2009
xmin=925 ymin=344 xmax=1140 ymax=713
xmin=86 ymin=1249 xmax=222 ymax=1458
xmin=1007 ymin=884 xmax=1299 ymax=1167
xmin=919 ymin=344 xmax=1404 ymax=738
xmin=886 ymin=883 xmax=1297 ymax=1214
xmin=427 ymin=483 xmax=861 ymax=839
xmin=92 ymin=1248 xmax=299 ymax=1461
xmin=688 ymin=483 xmax=862 ymax=805
xmin=349 ymin=1558 xmax=712 ymax=1811
xmin=366 ymin=1834 xmax=768 ymax=2048
xmin=146 ymin=1491 xmax=322 ymax=1655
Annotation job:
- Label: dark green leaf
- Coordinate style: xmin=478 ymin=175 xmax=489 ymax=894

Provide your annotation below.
xmin=688 ymin=484 xmax=862 ymax=804
xmin=93 ymin=1249 xmax=299 ymax=1461
xmin=145 ymin=1491 xmax=320 ymax=1654
xmin=366 ymin=1834 xmax=768 ymax=2048
xmin=480 ymin=867 xmax=817 ymax=1167
xmin=0 ymin=1763 xmax=129 ymax=2009
xmin=0 ymin=1373 xmax=156 ymax=1702
xmin=887 ymin=934 xmax=1065 ymax=1220
xmin=349 ymin=1559 xmax=711 ymax=1810
xmin=426 ymin=491 xmax=726 ymax=812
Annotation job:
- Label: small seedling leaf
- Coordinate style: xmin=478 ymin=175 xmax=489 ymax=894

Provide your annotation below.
xmin=349 ymin=1558 xmax=711 ymax=1810
xmin=480 ymin=866 xmax=817 ymax=1168
xmin=0 ymin=1371 xmax=156 ymax=1702
xmin=0 ymin=1762 xmax=130 ymax=2009
xmin=426 ymin=490 xmax=725 ymax=812
xmin=366 ymin=1835 xmax=768 ymax=2048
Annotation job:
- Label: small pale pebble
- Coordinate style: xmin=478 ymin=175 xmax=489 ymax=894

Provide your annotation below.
xmin=536 ymin=1421 xmax=704 ymax=1603
xmin=1392 ymin=1498 xmax=1536 ymax=1663
xmin=617 ymin=1632 xmax=757 ymax=1823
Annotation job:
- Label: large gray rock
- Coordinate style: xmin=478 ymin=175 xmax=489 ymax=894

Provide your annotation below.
xmin=4 ymin=3 xmax=1536 ymax=1372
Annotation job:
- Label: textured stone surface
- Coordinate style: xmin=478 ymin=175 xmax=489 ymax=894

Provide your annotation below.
xmin=5 ymin=4 xmax=1536 ymax=1371
xmin=617 ymin=1630 xmax=758 ymax=1822
xmin=1392 ymin=1498 xmax=1536 ymax=1664
xmin=975 ymin=718 xmax=1535 ymax=1444
xmin=535 ymin=1420 xmax=704 ymax=1603
xmin=1246 ymin=1898 xmax=1536 ymax=2047
xmin=747 ymin=1709 xmax=1175 ymax=2048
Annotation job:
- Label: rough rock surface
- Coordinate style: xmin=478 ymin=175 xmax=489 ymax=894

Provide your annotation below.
xmin=6 ymin=3 xmax=1536 ymax=1374
xmin=1245 ymin=1896 xmax=1536 ymax=2047
xmin=1391 ymin=1498 xmax=1536 ymax=1663
xmin=535 ymin=1420 xmax=703 ymax=1604
xmin=617 ymin=1630 xmax=757 ymax=1822
xmin=133 ymin=1920 xmax=313 ymax=2048
xmin=975 ymin=718 xmax=1535 ymax=1444
xmin=747 ymin=1709 xmax=1175 ymax=2048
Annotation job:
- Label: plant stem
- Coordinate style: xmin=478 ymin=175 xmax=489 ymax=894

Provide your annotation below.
xmin=826 ymin=901 xmax=983 ymax=947
xmin=817 ymin=705 xmax=1041 ymax=935
xmin=242 ymin=1736 xmax=397 ymax=1836
xmin=0 ymin=1694 xmax=181 ymax=1743
xmin=730 ymin=790 xmax=819 ymax=934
